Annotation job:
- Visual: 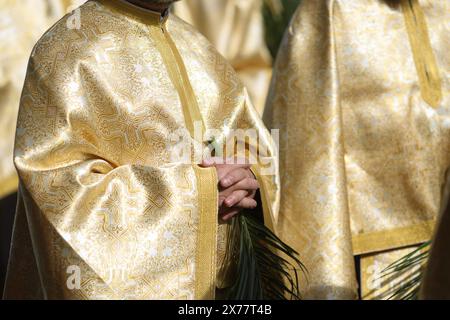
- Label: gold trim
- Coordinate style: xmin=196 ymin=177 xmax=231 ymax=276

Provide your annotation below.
xmin=98 ymin=0 xmax=218 ymax=298
xmin=148 ymin=25 xmax=206 ymax=142
xmin=251 ymin=165 xmax=275 ymax=232
xmin=193 ymin=166 xmax=218 ymax=299
xmin=163 ymin=28 xmax=206 ymax=139
xmin=352 ymin=219 xmax=435 ymax=255
xmin=0 ymin=175 xmax=18 ymax=199
xmin=401 ymin=0 xmax=442 ymax=108
xmin=148 ymin=17 xmax=216 ymax=298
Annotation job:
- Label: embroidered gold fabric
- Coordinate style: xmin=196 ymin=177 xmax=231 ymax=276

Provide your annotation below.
xmin=4 ymin=0 xmax=279 ymax=300
xmin=264 ymin=0 xmax=449 ymax=299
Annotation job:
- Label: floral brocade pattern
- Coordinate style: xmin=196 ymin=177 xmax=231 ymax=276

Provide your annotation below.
xmin=264 ymin=0 xmax=450 ymax=299
xmin=4 ymin=0 xmax=279 ymax=300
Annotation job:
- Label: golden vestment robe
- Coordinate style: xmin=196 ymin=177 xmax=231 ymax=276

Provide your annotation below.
xmin=264 ymin=0 xmax=449 ymax=299
xmin=173 ymin=0 xmax=273 ymax=115
xmin=4 ymin=0 xmax=279 ymax=299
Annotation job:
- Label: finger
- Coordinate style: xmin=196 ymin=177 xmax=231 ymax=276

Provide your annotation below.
xmin=221 ymin=208 xmax=241 ymax=222
xmin=200 ymin=156 xmax=232 ymax=168
xmin=235 ymin=197 xmax=258 ymax=210
xmin=215 ymin=157 xmax=251 ymax=169
xmin=220 ymin=198 xmax=258 ymax=223
xmin=218 ymin=217 xmax=232 ymax=225
xmin=200 ymin=158 xmax=216 ymax=168
xmin=224 ymin=190 xmax=249 ymax=207
xmin=218 ymin=194 xmax=227 ymax=206
xmin=229 ymin=177 xmax=259 ymax=193
xmin=220 ymin=168 xmax=252 ymax=188
xmin=221 ymin=177 xmax=259 ymax=195
xmin=200 ymin=156 xmax=230 ymax=167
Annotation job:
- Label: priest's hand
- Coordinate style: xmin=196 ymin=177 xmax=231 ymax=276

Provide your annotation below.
xmin=200 ymin=158 xmax=259 ymax=223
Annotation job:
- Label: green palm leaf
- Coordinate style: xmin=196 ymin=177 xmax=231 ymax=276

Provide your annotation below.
xmin=378 ymin=241 xmax=431 ymax=300
xmin=224 ymin=211 xmax=306 ymax=300
xmin=263 ymin=0 xmax=303 ymax=58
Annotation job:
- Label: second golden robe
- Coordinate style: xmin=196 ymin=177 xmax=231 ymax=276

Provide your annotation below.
xmin=173 ymin=0 xmax=273 ymax=115
xmin=264 ymin=0 xmax=450 ymax=299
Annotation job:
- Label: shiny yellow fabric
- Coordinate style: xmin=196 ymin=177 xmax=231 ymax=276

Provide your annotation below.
xmin=0 ymin=0 xmax=86 ymax=199
xmin=173 ymin=0 xmax=273 ymax=115
xmin=4 ymin=0 xmax=279 ymax=300
xmin=264 ymin=0 xmax=449 ymax=299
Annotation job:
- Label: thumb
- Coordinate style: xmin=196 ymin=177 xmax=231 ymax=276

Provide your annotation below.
xmin=200 ymin=158 xmax=215 ymax=167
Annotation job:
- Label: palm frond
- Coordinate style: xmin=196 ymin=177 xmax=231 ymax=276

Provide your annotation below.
xmin=262 ymin=0 xmax=302 ymax=58
xmin=224 ymin=211 xmax=306 ymax=300
xmin=264 ymin=0 xmax=284 ymax=17
xmin=378 ymin=241 xmax=431 ymax=300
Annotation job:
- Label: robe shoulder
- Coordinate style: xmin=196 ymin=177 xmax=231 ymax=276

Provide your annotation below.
xmin=28 ymin=1 xmax=240 ymax=85
xmin=170 ymin=14 xmax=212 ymax=49
xmin=170 ymin=13 xmax=243 ymax=85
xmin=29 ymin=1 xmax=121 ymax=64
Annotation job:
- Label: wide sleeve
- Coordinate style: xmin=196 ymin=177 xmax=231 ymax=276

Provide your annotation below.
xmin=263 ymin=0 xmax=357 ymax=299
xmin=212 ymin=89 xmax=280 ymax=290
xmin=11 ymin=51 xmax=217 ymax=299
xmin=241 ymin=90 xmax=280 ymax=232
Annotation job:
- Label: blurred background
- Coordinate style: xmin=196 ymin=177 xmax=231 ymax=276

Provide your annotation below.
xmin=0 ymin=0 xmax=301 ymax=297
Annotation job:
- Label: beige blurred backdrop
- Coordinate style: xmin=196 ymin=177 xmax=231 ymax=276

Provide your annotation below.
xmin=174 ymin=0 xmax=273 ymax=115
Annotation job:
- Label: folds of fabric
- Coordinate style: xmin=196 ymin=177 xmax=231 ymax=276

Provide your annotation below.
xmin=4 ymin=0 xmax=279 ymax=300
xmin=173 ymin=0 xmax=273 ymax=115
xmin=264 ymin=0 xmax=449 ymax=299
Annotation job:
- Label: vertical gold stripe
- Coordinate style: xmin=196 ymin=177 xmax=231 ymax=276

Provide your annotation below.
xmin=149 ymin=21 xmax=218 ymax=299
xmin=163 ymin=28 xmax=206 ymax=138
xmin=402 ymin=0 xmax=442 ymax=108
xmin=100 ymin=1 xmax=219 ymax=298
xmin=251 ymin=165 xmax=275 ymax=232
xmin=148 ymin=26 xmax=197 ymax=138
xmin=149 ymin=24 xmax=206 ymax=141
xmin=193 ymin=166 xmax=218 ymax=299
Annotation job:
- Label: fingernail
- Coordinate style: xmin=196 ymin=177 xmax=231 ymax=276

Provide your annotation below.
xmin=203 ymin=158 xmax=213 ymax=166
xmin=222 ymin=178 xmax=231 ymax=187
xmin=226 ymin=198 xmax=234 ymax=207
